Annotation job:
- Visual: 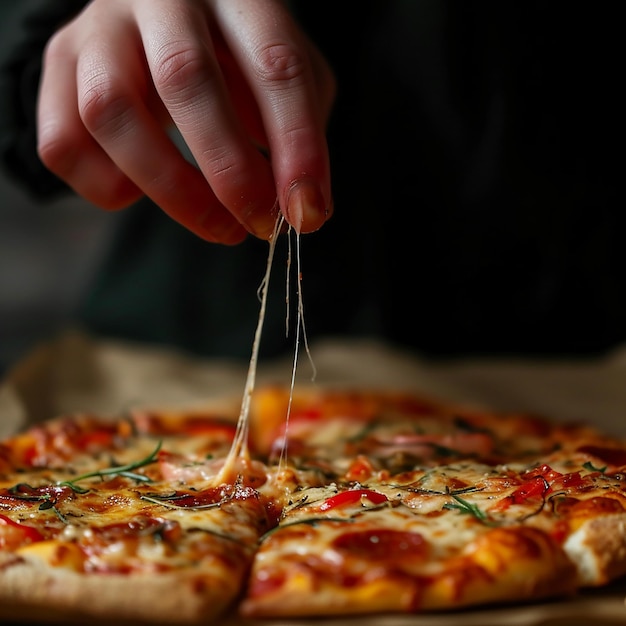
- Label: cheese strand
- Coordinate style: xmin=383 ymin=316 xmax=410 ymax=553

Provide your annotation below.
xmin=215 ymin=213 xmax=284 ymax=483
xmin=279 ymin=227 xmax=316 ymax=471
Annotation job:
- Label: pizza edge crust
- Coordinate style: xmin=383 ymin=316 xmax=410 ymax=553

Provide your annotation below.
xmin=0 ymin=555 xmax=237 ymax=625
xmin=564 ymin=512 xmax=626 ymax=585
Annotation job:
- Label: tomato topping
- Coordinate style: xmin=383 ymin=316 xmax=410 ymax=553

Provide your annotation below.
xmin=160 ymin=489 xmax=225 ymax=508
xmin=74 ymin=429 xmax=117 ymax=450
xmin=290 ymin=407 xmax=324 ymax=421
xmin=332 ymin=529 xmax=427 ymax=561
xmin=87 ymin=516 xmax=180 ymax=543
xmin=16 ymin=418 xmax=123 ymax=467
xmin=509 ymin=475 xmax=549 ymax=504
xmin=521 ymin=464 xmax=589 ymax=493
xmin=490 ymin=475 xmax=549 ymax=513
xmin=343 ymin=455 xmax=376 ymax=482
xmin=0 ymin=513 xmax=44 ymax=547
xmin=551 ymin=471 xmax=586 ymax=491
xmin=560 ymin=495 xmax=625 ymax=518
xmin=318 ymin=489 xmax=388 ymax=511
xmin=577 ymin=445 xmax=626 ymax=468
xmin=149 ymin=483 xmax=261 ymax=509
xmin=523 ymin=464 xmax=563 ymax=482
xmin=0 ymin=484 xmax=74 ymax=509
xmin=134 ymin=413 xmax=237 ymax=439
xmin=492 ymin=464 xmax=592 ymax=514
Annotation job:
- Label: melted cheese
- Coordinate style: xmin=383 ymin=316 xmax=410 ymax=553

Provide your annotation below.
xmin=216 ymin=214 xmax=315 ymax=484
xmin=215 ymin=215 xmax=285 ymax=485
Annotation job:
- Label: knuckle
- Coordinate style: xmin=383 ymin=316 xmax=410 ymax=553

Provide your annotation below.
xmin=152 ymin=42 xmax=209 ymax=101
xmin=78 ymin=73 xmax=133 ymax=137
xmin=253 ymin=42 xmax=307 ymax=86
xmin=37 ymin=130 xmax=75 ymax=176
xmin=198 ymin=145 xmax=253 ymax=203
xmin=201 ymin=144 xmax=239 ymax=180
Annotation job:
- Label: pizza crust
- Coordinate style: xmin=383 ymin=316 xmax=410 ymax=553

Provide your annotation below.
xmin=453 ymin=526 xmax=578 ymax=607
xmin=0 ymin=555 xmax=233 ymax=625
xmin=564 ymin=512 xmax=626 ymax=585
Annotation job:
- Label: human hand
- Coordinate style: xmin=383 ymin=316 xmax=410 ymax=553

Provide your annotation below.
xmin=37 ymin=0 xmax=335 ymax=244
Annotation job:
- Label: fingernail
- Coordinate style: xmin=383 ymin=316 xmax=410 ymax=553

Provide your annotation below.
xmin=245 ymin=207 xmax=279 ymax=240
xmin=195 ymin=206 xmax=247 ymax=243
xmin=286 ymin=178 xmax=328 ymax=234
xmin=242 ymin=204 xmax=278 ymax=239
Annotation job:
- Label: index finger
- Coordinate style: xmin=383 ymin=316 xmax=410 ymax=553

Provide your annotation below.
xmin=210 ymin=0 xmax=334 ymax=234
xmin=135 ymin=0 xmax=280 ymax=239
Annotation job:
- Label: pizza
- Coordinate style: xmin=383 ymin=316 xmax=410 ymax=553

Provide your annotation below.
xmin=2 ymin=384 xmax=626 ymax=624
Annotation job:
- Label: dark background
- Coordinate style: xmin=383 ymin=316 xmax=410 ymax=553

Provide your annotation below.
xmin=1 ymin=1 xmax=624 ymax=376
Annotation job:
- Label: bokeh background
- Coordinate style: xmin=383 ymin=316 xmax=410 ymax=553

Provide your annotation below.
xmin=0 ymin=166 xmax=123 ymax=375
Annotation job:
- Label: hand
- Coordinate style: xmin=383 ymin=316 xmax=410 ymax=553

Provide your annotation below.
xmin=37 ymin=0 xmax=335 ymax=243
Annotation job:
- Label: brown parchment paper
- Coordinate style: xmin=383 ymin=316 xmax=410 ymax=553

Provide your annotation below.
xmin=2 ymin=328 xmax=626 ymax=626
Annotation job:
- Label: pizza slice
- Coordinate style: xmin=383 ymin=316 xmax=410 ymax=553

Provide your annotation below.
xmin=0 ymin=410 xmax=273 ymax=625
xmin=240 ymin=479 xmax=578 ymax=617
xmin=240 ymin=386 xmax=626 ymax=619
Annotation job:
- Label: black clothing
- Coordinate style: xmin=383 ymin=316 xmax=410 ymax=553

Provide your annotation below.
xmin=0 ymin=0 xmax=86 ymax=197
xmin=1 ymin=1 xmax=624 ymax=361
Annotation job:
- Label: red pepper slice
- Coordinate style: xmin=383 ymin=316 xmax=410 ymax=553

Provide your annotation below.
xmin=551 ymin=471 xmax=586 ymax=492
xmin=0 ymin=513 xmax=44 ymax=545
xmin=318 ymin=489 xmax=388 ymax=511
xmin=344 ymin=456 xmax=376 ymax=482
xmin=577 ymin=445 xmax=626 ymax=468
xmin=509 ymin=475 xmax=549 ymax=505
xmin=523 ymin=463 xmax=563 ymax=482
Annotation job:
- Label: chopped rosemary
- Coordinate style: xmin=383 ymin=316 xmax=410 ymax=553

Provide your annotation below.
xmin=402 ymin=484 xmax=483 ymax=497
xmin=139 ymin=492 xmax=222 ymax=510
xmin=57 ymin=440 xmax=162 ymax=493
xmin=5 ymin=442 xmax=162 ymax=523
xmin=583 ymin=461 xmax=607 ymax=473
xmin=443 ymin=494 xmax=493 ymax=524
xmin=7 ymin=484 xmax=68 ymax=523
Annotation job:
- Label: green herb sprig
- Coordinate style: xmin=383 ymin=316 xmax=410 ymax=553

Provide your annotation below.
xmin=7 ymin=484 xmax=69 ymax=523
xmin=57 ymin=440 xmax=162 ymax=494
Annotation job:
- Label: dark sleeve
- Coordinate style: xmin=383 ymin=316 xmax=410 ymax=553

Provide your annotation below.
xmin=0 ymin=0 xmax=88 ymax=199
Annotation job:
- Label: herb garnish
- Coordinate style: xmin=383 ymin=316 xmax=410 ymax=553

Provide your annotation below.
xmin=5 ymin=441 xmax=162 ymax=524
xmin=443 ymin=494 xmax=491 ymax=523
xmin=139 ymin=492 xmax=222 ymax=510
xmin=7 ymin=484 xmax=69 ymax=523
xmin=583 ymin=461 xmax=607 ymax=473
xmin=57 ymin=440 xmax=162 ymax=493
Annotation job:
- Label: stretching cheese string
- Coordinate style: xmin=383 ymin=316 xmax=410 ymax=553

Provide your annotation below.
xmin=279 ymin=224 xmax=316 ymax=471
xmin=215 ymin=212 xmax=315 ymax=484
xmin=215 ymin=213 xmax=285 ymax=483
